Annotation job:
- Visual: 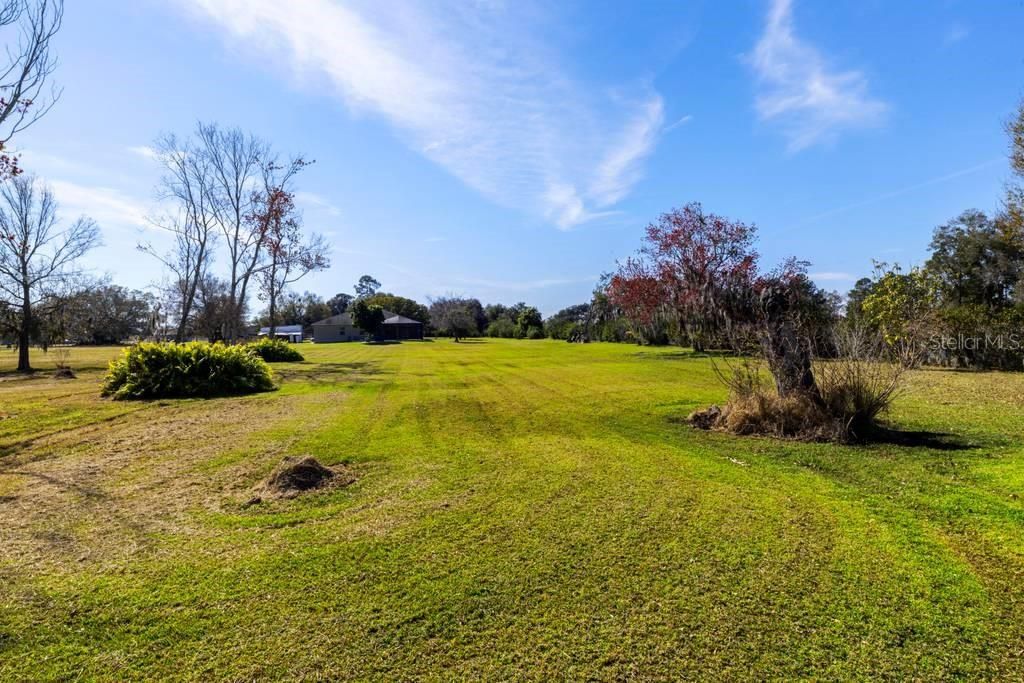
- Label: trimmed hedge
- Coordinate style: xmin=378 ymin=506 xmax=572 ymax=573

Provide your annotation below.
xmin=247 ymin=337 xmax=304 ymax=362
xmin=101 ymin=342 xmax=275 ymax=400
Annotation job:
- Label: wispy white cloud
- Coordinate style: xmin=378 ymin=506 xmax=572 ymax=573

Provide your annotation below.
xmin=128 ymin=145 xmax=160 ymax=161
xmin=664 ymin=114 xmax=693 ymax=132
xmin=178 ymin=0 xmax=663 ymax=229
xmin=452 ymin=275 xmax=595 ymax=292
xmin=589 ymin=97 xmax=664 ymax=209
xmin=797 ymin=158 xmax=1003 ymax=226
xmin=749 ymin=0 xmax=886 ymax=151
xmin=809 ymin=271 xmax=853 ymax=281
xmin=294 ymin=190 xmax=342 ymax=217
xmin=48 ymin=179 xmax=150 ymax=233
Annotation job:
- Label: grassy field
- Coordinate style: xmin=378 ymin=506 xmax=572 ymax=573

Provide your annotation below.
xmin=1 ymin=340 xmax=1024 ymax=680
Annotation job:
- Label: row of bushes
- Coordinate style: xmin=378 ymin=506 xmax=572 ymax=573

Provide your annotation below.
xmin=484 ymin=318 xmax=545 ymax=339
xmin=101 ymin=339 xmax=303 ymax=400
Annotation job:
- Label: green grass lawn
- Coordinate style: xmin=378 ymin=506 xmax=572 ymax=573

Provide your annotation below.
xmin=2 ymin=340 xmax=1024 ymax=680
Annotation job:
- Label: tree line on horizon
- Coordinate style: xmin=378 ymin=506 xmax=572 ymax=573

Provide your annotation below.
xmin=2 ymin=0 xmax=1024 ymax=381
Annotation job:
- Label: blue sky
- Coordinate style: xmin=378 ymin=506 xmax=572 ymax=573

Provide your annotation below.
xmin=13 ymin=0 xmax=1023 ymax=315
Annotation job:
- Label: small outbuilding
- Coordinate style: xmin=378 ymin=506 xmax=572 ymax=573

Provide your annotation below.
xmin=258 ymin=324 xmax=304 ymax=343
xmin=380 ymin=314 xmax=424 ymax=341
xmin=312 ymin=311 xmax=424 ymax=343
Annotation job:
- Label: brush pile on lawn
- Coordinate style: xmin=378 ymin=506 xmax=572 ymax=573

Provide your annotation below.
xmin=248 ymin=456 xmax=357 ymax=504
xmin=691 ymin=337 xmax=905 ymax=443
xmin=101 ymin=341 xmax=275 ymax=400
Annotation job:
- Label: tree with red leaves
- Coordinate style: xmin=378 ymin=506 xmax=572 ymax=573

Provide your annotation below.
xmin=606 ymin=257 xmax=666 ymax=344
xmin=249 ymin=186 xmax=329 ymax=337
xmin=611 ymin=203 xmax=836 ymax=402
xmin=610 ymin=202 xmax=758 ymax=351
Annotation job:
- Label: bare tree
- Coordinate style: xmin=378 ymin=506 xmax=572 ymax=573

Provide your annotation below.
xmin=251 ymin=186 xmax=329 ymax=335
xmin=0 ymin=0 xmax=64 ymax=177
xmin=191 ymin=275 xmax=235 ymax=341
xmin=0 ymin=174 xmax=98 ymax=371
xmin=196 ymin=123 xmax=272 ymax=342
xmin=142 ymin=123 xmax=312 ymax=342
xmin=138 ymin=133 xmax=217 ymax=342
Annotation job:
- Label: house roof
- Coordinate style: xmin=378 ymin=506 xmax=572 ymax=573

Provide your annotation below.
xmin=384 ymin=314 xmax=422 ymax=325
xmin=258 ymin=325 xmax=303 ymax=335
xmin=311 ymin=313 xmax=352 ymax=326
xmin=312 ymin=310 xmax=422 ymax=326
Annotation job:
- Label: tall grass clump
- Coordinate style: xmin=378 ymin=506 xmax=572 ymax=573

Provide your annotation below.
xmin=698 ymin=327 xmax=905 ymax=443
xmin=101 ymin=342 xmax=275 ymax=400
xmin=247 ymin=337 xmax=304 ymax=362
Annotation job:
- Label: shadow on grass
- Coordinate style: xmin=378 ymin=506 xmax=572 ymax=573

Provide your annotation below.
xmin=274 ymin=361 xmax=384 ymax=386
xmin=0 ymin=369 xmax=45 ymax=381
xmin=633 ymin=348 xmax=715 ymax=360
xmin=677 ymin=414 xmax=976 ymax=452
xmin=863 ymin=427 xmax=976 ymax=451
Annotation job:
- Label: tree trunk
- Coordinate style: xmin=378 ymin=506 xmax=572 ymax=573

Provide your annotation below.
xmin=175 ymin=289 xmax=192 ymax=343
xmin=17 ymin=285 xmax=31 ymax=372
xmin=268 ymin=290 xmax=277 ymax=337
xmin=267 ymin=263 xmax=278 ymax=337
xmin=763 ymin=320 xmax=820 ymax=402
xmin=176 ymin=262 xmax=203 ymax=343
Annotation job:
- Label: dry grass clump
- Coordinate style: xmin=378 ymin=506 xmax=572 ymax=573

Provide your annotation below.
xmin=690 ymin=391 xmax=846 ymax=442
xmin=695 ymin=329 xmax=905 ymax=443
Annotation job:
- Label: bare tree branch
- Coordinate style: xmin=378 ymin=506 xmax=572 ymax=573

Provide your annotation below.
xmin=0 ymin=0 xmax=63 ymax=145
xmin=0 ymin=174 xmax=99 ymax=371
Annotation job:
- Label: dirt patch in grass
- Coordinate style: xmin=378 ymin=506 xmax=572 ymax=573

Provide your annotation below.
xmin=0 ymin=391 xmax=342 ymax=573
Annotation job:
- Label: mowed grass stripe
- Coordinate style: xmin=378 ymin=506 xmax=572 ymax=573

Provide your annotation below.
xmin=0 ymin=339 xmax=1023 ymax=679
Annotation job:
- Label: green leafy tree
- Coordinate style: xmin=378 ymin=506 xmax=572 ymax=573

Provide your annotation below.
xmin=515 ymin=305 xmax=543 ymax=339
xmin=349 ymin=299 xmax=385 ymax=338
xmin=258 ymin=291 xmax=331 ymax=329
xmin=363 ymin=292 xmax=429 ymax=325
xmin=545 ymin=303 xmax=590 ymax=339
xmin=66 ymin=283 xmax=155 ymax=344
xmin=925 ymin=209 xmax=1021 ymax=308
xmin=326 ymin=292 xmax=353 ymax=315
xmin=1003 ymin=98 xmax=1024 ymax=239
xmin=861 ymin=264 xmax=938 ymax=366
xmin=484 ymin=303 xmax=507 ymax=325
xmin=354 ymin=275 xmax=381 ymax=299
xmin=485 ymin=317 xmax=516 ymax=338
xmin=844 ymin=277 xmax=875 ymax=324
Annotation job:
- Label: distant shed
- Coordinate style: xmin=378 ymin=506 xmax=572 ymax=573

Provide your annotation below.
xmin=258 ymin=324 xmax=304 ymax=343
xmin=380 ymin=314 xmax=424 ymax=341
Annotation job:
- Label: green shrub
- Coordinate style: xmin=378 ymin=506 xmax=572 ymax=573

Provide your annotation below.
xmin=248 ymin=337 xmax=304 ymax=362
xmin=485 ymin=318 xmax=516 ymax=338
xmin=101 ymin=342 xmax=275 ymax=400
